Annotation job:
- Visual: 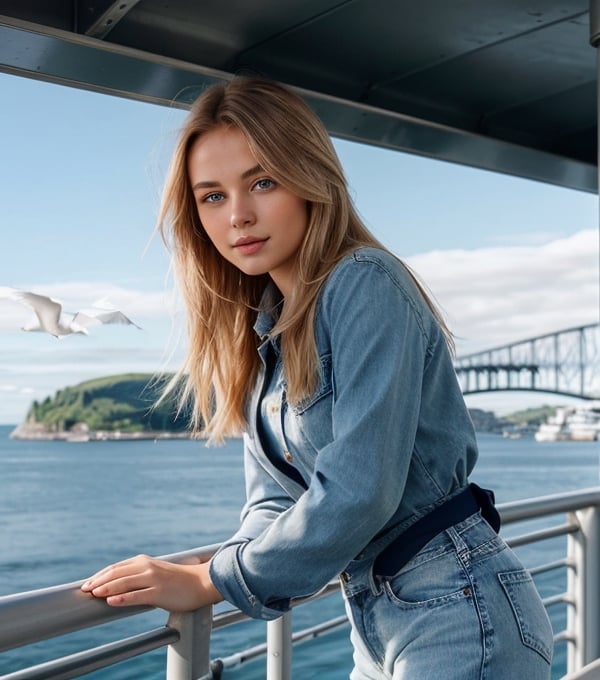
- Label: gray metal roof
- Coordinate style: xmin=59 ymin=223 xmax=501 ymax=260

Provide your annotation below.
xmin=0 ymin=1 xmax=597 ymax=192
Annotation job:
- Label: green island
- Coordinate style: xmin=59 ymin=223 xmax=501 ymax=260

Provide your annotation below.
xmin=10 ymin=373 xmax=192 ymax=441
xmin=9 ymin=371 xmax=558 ymax=442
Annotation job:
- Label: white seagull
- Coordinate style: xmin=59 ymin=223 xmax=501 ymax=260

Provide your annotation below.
xmin=0 ymin=287 xmax=142 ymax=338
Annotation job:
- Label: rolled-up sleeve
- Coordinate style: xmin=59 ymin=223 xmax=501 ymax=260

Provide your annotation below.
xmin=211 ymin=253 xmax=432 ymax=619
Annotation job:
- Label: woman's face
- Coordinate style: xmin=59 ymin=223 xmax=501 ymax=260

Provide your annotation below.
xmin=188 ymin=126 xmax=308 ymax=297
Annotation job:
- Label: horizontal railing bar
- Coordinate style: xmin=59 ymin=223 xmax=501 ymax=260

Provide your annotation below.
xmin=213 ymin=615 xmax=350 ymax=672
xmin=216 ymin=639 xmax=271 ymax=668
xmin=212 ymin=580 xmax=342 ymax=631
xmin=212 ymin=608 xmax=250 ymax=630
xmin=291 ymin=614 xmax=349 ymax=644
xmin=0 ymin=545 xmax=220 ymax=653
xmin=0 ymin=582 xmax=150 ymax=654
xmin=529 ymin=558 xmax=572 ymax=576
xmin=498 ymin=487 xmax=600 ymax=524
xmin=554 ymin=630 xmax=576 ymax=644
xmin=544 ymin=593 xmax=575 ymax=608
xmin=505 ymin=522 xmax=577 ymax=548
xmin=0 ymin=627 xmax=178 ymax=680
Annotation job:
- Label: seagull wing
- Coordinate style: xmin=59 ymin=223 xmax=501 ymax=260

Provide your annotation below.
xmin=8 ymin=290 xmax=65 ymax=335
xmin=95 ymin=310 xmax=142 ymax=328
xmin=72 ymin=308 xmax=142 ymax=330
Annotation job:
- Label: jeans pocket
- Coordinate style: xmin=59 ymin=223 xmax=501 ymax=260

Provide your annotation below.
xmin=498 ymin=569 xmax=553 ymax=664
xmin=384 ymin=547 xmax=470 ymax=609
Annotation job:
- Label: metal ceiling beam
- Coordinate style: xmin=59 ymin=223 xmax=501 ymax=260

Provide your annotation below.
xmin=0 ymin=14 xmax=596 ymax=194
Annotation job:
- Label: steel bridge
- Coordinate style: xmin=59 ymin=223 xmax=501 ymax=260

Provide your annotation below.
xmin=454 ymin=323 xmax=600 ymax=399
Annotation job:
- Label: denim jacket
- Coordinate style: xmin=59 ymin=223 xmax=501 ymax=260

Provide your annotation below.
xmin=209 ymin=247 xmax=478 ymax=620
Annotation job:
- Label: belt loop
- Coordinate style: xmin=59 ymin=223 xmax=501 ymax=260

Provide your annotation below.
xmin=445 ymin=523 xmax=469 ymax=558
xmin=368 ymin=562 xmax=383 ymax=595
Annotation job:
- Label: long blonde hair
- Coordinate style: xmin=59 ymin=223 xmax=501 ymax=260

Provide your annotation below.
xmin=158 ymin=77 xmax=452 ymax=441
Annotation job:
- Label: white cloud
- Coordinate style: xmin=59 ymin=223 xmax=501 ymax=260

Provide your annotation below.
xmin=406 ymin=229 xmax=599 ymax=355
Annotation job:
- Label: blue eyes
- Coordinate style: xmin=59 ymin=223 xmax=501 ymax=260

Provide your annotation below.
xmin=201 ymin=178 xmax=275 ymax=204
xmin=203 ymin=192 xmax=224 ymax=204
xmin=254 ymin=178 xmax=275 ymax=191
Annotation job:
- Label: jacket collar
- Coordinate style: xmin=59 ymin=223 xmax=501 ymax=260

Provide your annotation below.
xmin=253 ymin=282 xmax=283 ymax=341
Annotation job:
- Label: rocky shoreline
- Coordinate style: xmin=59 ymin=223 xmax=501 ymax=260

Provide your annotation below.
xmin=9 ymin=422 xmax=191 ymax=442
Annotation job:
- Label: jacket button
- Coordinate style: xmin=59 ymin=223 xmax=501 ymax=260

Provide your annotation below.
xmin=283 ymin=450 xmax=293 ymax=463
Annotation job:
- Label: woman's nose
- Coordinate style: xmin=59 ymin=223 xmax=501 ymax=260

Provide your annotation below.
xmin=230 ymin=196 xmax=256 ymax=229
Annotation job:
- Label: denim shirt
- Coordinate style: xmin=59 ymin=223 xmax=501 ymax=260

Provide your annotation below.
xmin=209 ymin=247 xmax=478 ymax=620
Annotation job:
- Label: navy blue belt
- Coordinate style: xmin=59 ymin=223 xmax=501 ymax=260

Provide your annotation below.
xmin=373 ymin=483 xmax=501 ymax=578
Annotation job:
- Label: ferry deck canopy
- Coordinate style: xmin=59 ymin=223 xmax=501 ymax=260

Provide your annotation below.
xmin=0 ymin=0 xmax=597 ymax=193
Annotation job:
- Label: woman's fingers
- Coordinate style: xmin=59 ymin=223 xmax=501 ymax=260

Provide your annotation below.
xmin=81 ymin=554 xmax=155 ymax=594
xmin=104 ymin=586 xmax=154 ymax=607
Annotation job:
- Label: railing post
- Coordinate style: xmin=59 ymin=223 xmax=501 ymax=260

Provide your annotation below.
xmin=166 ymin=606 xmax=213 ymax=680
xmin=567 ymin=506 xmax=600 ymax=673
xmin=266 ymin=612 xmax=293 ymax=680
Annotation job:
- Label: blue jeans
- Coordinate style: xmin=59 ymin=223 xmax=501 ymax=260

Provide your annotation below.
xmin=341 ymin=512 xmax=553 ymax=679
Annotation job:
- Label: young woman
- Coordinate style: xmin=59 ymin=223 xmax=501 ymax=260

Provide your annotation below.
xmin=82 ymin=77 xmax=553 ymax=678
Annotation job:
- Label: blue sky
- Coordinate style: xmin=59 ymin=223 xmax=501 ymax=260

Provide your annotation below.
xmin=0 ymin=71 xmax=598 ymax=424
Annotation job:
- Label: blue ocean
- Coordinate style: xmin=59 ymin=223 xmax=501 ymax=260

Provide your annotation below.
xmin=1 ymin=424 xmax=598 ymax=678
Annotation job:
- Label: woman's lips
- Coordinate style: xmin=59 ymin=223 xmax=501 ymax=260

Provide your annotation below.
xmin=233 ymin=237 xmax=268 ymax=255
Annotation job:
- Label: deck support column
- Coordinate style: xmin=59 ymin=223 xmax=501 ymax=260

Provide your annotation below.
xmin=567 ymin=506 xmax=600 ymax=672
xmin=166 ymin=606 xmax=213 ymax=680
xmin=266 ymin=612 xmax=293 ymax=680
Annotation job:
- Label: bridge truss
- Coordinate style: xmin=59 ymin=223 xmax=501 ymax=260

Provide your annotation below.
xmin=454 ymin=323 xmax=600 ymax=399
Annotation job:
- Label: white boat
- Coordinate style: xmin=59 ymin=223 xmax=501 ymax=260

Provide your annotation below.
xmin=535 ymin=405 xmax=600 ymax=442
xmin=569 ymin=402 xmax=600 ymax=441
xmin=535 ymin=406 xmax=574 ymax=442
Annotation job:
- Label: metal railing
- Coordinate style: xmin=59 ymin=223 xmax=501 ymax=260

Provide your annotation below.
xmin=2 ymin=487 xmax=600 ymax=680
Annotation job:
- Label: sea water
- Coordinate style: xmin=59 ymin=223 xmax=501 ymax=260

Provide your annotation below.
xmin=1 ymin=425 xmax=598 ymax=678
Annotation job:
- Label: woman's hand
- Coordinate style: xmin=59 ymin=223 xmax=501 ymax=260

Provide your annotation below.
xmin=80 ymin=554 xmax=223 ymax=612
